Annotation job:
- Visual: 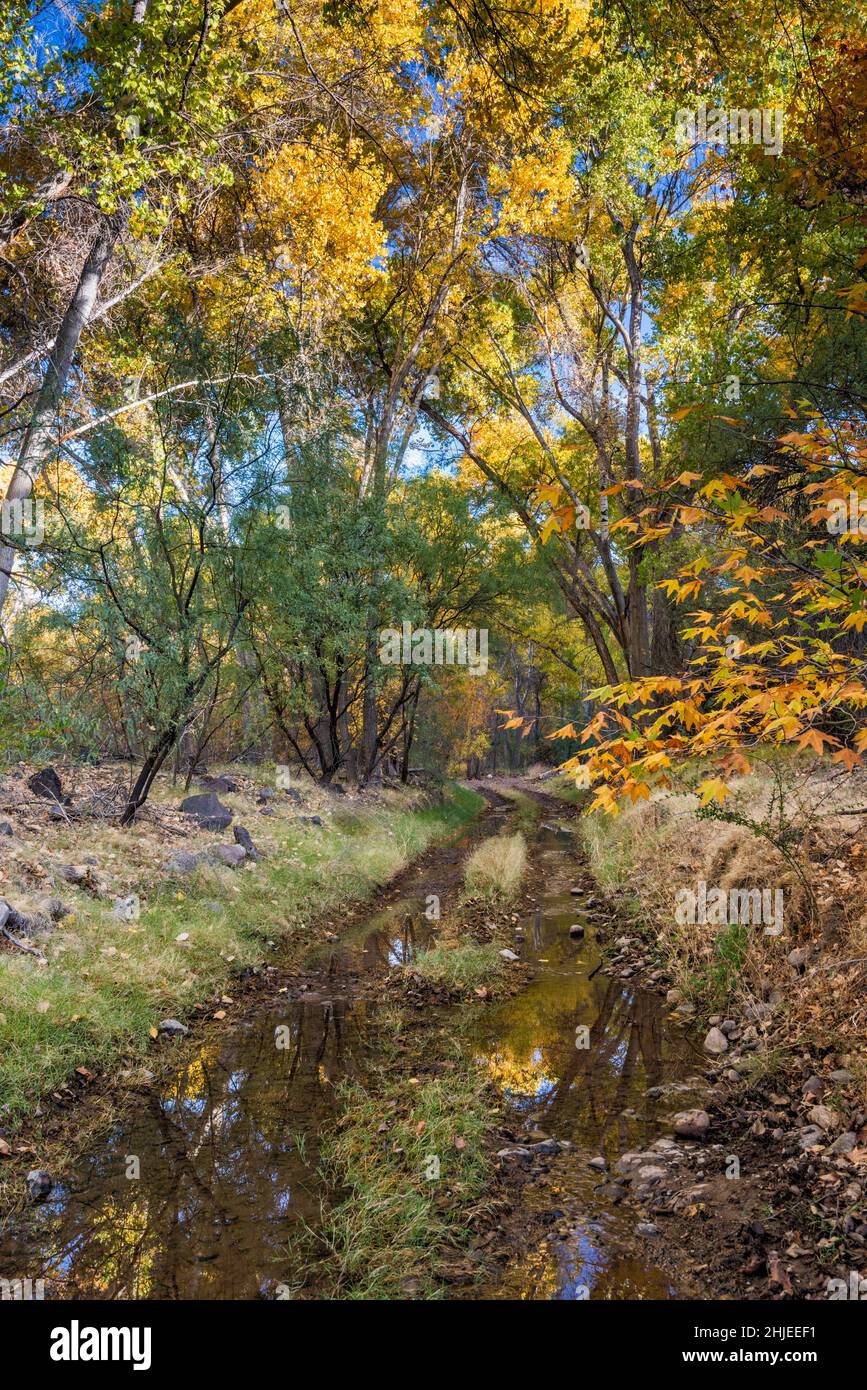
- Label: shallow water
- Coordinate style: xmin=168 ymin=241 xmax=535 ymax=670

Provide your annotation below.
xmin=0 ymin=811 xmax=702 ymax=1300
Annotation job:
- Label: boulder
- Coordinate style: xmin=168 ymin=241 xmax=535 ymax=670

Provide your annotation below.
xmin=672 ymin=1109 xmax=710 ymax=1140
xmin=180 ymin=793 xmax=233 ymax=831
xmin=28 ymin=766 xmax=68 ymax=804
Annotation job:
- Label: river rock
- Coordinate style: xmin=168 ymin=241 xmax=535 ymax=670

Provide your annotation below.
xmin=499 ymin=948 xmax=519 ymax=962
xmin=158 ymin=1018 xmax=189 ymax=1038
xmin=672 ymin=1109 xmax=710 ymax=1139
xmin=636 ymin=1222 xmax=660 ymax=1237
xmin=180 ymin=793 xmax=233 ymax=831
xmin=497 ymin=1146 xmax=532 ymax=1161
xmin=588 ymin=1156 xmax=607 ymax=1171
xmin=25 ymin=1169 xmax=52 ymax=1201
xmin=703 ymin=1026 xmax=729 ymax=1055
xmin=569 ymin=923 xmax=585 ymax=938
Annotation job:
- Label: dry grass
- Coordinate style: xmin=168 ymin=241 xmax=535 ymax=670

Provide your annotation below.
xmin=577 ymin=757 xmax=867 ymax=1102
xmin=462 ymin=831 xmax=527 ymax=903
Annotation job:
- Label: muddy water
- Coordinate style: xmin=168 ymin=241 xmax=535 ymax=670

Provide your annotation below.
xmin=0 ymin=809 xmax=702 ymax=1300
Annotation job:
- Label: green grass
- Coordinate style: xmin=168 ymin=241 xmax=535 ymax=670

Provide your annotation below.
xmin=312 ymin=1063 xmax=494 ymax=1299
xmin=0 ymin=783 xmax=483 ymax=1126
xmin=411 ymin=939 xmax=507 ymax=992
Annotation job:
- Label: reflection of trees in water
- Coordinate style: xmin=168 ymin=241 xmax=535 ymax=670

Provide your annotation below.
xmin=1 ymin=996 xmax=362 ymax=1299
xmin=502 ymin=976 xmax=671 ymax=1151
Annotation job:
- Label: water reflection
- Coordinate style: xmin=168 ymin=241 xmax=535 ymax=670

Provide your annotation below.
xmin=0 ymin=994 xmax=365 ymax=1299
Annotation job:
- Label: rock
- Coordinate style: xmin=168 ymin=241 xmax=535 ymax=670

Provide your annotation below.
xmin=0 ymin=821 xmax=13 ymax=836
xmin=787 ymin=947 xmax=808 ymax=971
xmin=497 ymin=1146 xmax=532 ymax=1160
xmin=569 ymin=923 xmax=585 ymax=938
xmin=299 ymin=815 xmax=323 ymax=827
xmin=499 ymin=948 xmax=519 ymax=962
xmin=829 ymin=1131 xmax=857 ymax=1154
xmin=113 ymin=894 xmax=141 ymax=922
xmin=636 ymin=1165 xmax=667 ymax=1183
xmin=233 ymin=825 xmax=263 ymax=860
xmin=672 ymin=1109 xmax=711 ymax=1139
xmin=665 ymin=988 xmax=682 ymax=1006
xmin=204 ymin=844 xmax=247 ymax=869
xmin=830 ymin=1069 xmax=854 ymax=1084
xmin=802 ymin=1075 xmax=824 ymax=1098
xmin=28 ymin=766 xmax=68 ymax=803
xmin=720 ymin=1019 xmax=738 ymax=1035
xmin=167 ymin=851 xmax=200 ymax=875
xmin=25 ymin=1169 xmax=52 ymax=1201
xmin=529 ymin=1139 xmax=562 ymax=1155
xmin=158 ymin=1018 xmax=189 ymax=1038
xmin=179 ymin=793 xmax=233 ymax=831
xmin=703 ymin=1026 xmax=729 ymax=1055
xmin=588 ymin=1156 xmax=607 ymax=1171
xmin=798 ymin=1125 xmax=825 ymax=1150
xmin=256 ymin=786 xmax=278 ymax=803
xmin=808 ymin=1105 xmax=839 ymax=1131
xmin=199 ymin=775 xmax=239 ymax=794
xmin=570 ymin=887 xmax=582 ymax=895
xmin=636 ymin=1222 xmax=660 ymax=1237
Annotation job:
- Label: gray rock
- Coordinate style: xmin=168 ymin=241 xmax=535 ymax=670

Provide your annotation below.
xmin=797 ymin=1125 xmax=825 ymax=1150
xmin=167 ymin=852 xmax=200 ymax=875
xmin=0 ymin=821 xmax=14 ymax=836
xmin=802 ymin=1075 xmax=824 ymax=1097
xmin=299 ymin=815 xmax=323 ymax=827
xmin=830 ymin=1069 xmax=854 ymax=1084
xmin=636 ymin=1221 xmax=660 ymax=1237
xmin=588 ymin=1156 xmax=607 ymax=1171
xmin=829 ymin=1131 xmax=857 ymax=1154
xmin=720 ymin=1019 xmax=738 ymax=1035
xmin=703 ymin=1026 xmax=729 ymax=1055
xmin=636 ymin=1165 xmax=667 ymax=1183
xmin=205 ymin=844 xmax=247 ymax=869
xmin=25 ymin=1169 xmax=52 ymax=1201
xmin=673 ymin=1109 xmax=711 ymax=1139
xmin=233 ymin=824 xmax=263 ymax=860
xmin=569 ymin=923 xmax=585 ymax=937
xmin=158 ymin=1018 xmax=189 ymax=1038
xmin=180 ymin=792 xmax=233 ymax=831
xmin=787 ymin=947 xmax=808 ymax=971
xmin=499 ymin=948 xmax=519 ymax=962
xmin=497 ymin=1146 xmax=532 ymax=1160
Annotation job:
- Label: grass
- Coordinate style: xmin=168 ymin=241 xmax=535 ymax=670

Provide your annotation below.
xmin=462 ymin=830 xmax=527 ymax=903
xmin=311 ymin=1058 xmax=494 ymax=1299
xmin=411 ymin=939 xmax=507 ymax=993
xmin=0 ymin=780 xmax=484 ymax=1127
